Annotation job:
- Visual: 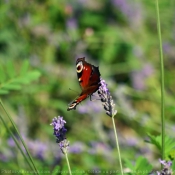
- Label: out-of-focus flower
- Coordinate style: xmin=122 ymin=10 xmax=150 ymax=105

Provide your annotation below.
xmin=85 ymin=28 xmax=94 ymax=37
xmin=0 ymin=153 xmax=8 ymax=162
xmin=64 ymin=5 xmax=73 ymax=15
xmin=125 ymin=137 xmax=139 ymax=147
xmin=88 ymin=141 xmax=112 ymax=156
xmin=28 ymin=140 xmax=47 ymax=160
xmin=69 ymin=142 xmax=85 ymax=154
xmin=163 ymin=42 xmax=175 ymax=59
xmin=157 ymin=159 xmax=173 ymax=175
xmin=66 ymin=18 xmax=77 ymax=29
xmin=77 ymin=98 xmax=103 ymax=114
xmin=130 ymin=63 xmax=154 ymax=90
xmin=7 ymin=137 xmax=16 ymax=147
xmin=50 ymin=116 xmax=69 ymax=154
xmin=98 ymin=78 xmax=117 ymax=117
xmin=8 ymin=136 xmax=48 ymax=160
xmin=111 ymin=0 xmax=143 ymax=27
xmin=114 ymin=85 xmax=137 ymax=119
xmin=163 ymin=42 xmax=172 ymax=54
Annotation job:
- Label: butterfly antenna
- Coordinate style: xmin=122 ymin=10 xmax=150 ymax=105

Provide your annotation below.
xmin=69 ymin=88 xmax=79 ymax=95
xmin=67 ymin=94 xmax=80 ymax=106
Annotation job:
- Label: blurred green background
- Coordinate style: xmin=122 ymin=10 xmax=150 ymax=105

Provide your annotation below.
xmin=0 ymin=0 xmax=175 ymax=173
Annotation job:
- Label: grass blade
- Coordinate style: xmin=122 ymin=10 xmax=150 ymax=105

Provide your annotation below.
xmin=155 ymin=0 xmax=165 ymax=160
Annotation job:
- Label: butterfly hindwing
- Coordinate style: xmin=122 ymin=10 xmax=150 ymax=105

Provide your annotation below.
xmin=67 ymin=93 xmax=88 ymax=111
xmin=67 ymin=57 xmax=101 ymax=111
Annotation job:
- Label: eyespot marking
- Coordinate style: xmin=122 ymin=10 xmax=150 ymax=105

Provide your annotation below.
xmin=76 ymin=61 xmax=83 ymax=73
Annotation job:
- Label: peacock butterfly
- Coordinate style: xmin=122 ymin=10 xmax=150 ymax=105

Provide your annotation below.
xmin=67 ymin=57 xmax=101 ymax=111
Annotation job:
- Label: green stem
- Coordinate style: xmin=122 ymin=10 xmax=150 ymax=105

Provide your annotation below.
xmin=65 ymin=152 xmax=72 ymax=175
xmin=112 ymin=115 xmax=124 ymax=175
xmin=0 ymin=114 xmax=33 ymax=170
xmin=0 ymin=99 xmax=39 ymax=174
xmin=155 ymin=0 xmax=165 ymax=160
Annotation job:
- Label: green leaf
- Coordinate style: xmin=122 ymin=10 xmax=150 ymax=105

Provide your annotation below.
xmin=51 ymin=166 xmax=60 ymax=175
xmin=25 ymin=71 xmax=41 ymax=81
xmin=62 ymin=164 xmax=69 ymax=173
xmin=164 ymin=137 xmax=175 ymax=156
xmin=0 ymin=65 xmax=6 ymax=83
xmin=14 ymin=71 xmax=41 ymax=84
xmin=20 ymin=59 xmax=29 ymax=75
xmin=135 ymin=157 xmax=152 ymax=174
xmin=169 ymin=149 xmax=175 ymax=159
xmin=124 ymin=159 xmax=134 ymax=171
xmin=0 ymin=89 xmax=9 ymax=94
xmin=2 ymin=83 xmax=21 ymax=90
xmin=171 ymin=159 xmax=175 ymax=172
xmin=0 ymin=60 xmax=41 ymax=95
xmin=146 ymin=133 xmax=161 ymax=150
xmin=124 ymin=157 xmax=153 ymax=175
xmin=146 ymin=134 xmax=175 ymax=158
xmin=6 ymin=60 xmax=15 ymax=78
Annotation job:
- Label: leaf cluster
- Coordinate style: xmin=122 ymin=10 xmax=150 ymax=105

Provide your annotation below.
xmin=0 ymin=60 xmax=41 ymax=94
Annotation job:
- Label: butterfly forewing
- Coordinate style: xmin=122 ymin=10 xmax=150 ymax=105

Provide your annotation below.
xmin=78 ymin=63 xmax=92 ymax=90
xmin=67 ymin=57 xmax=101 ymax=111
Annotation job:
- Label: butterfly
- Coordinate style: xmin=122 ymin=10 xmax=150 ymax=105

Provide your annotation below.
xmin=67 ymin=57 xmax=101 ymax=111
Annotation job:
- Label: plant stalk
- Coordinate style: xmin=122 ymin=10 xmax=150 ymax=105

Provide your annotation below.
xmin=112 ymin=116 xmax=124 ymax=175
xmin=65 ymin=152 xmax=72 ymax=175
xmin=0 ymin=99 xmax=39 ymax=174
xmin=155 ymin=0 xmax=165 ymax=160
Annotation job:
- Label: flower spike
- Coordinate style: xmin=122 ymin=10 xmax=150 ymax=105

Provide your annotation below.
xmin=51 ymin=116 xmax=69 ymax=154
xmin=98 ymin=78 xmax=117 ymax=117
xmin=156 ymin=159 xmax=173 ymax=175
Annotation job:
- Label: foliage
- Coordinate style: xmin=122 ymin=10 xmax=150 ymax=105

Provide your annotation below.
xmin=0 ymin=60 xmax=41 ymax=94
xmin=147 ymin=134 xmax=175 ymax=159
xmin=0 ymin=0 xmax=174 ymax=174
xmin=125 ymin=157 xmax=153 ymax=175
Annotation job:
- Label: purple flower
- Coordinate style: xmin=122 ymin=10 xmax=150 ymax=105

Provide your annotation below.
xmin=7 ymin=137 xmax=15 ymax=147
xmin=156 ymin=159 xmax=173 ymax=175
xmin=126 ymin=137 xmax=139 ymax=147
xmin=130 ymin=63 xmax=154 ymax=90
xmin=163 ymin=42 xmax=172 ymax=54
xmin=69 ymin=142 xmax=85 ymax=154
xmin=7 ymin=136 xmax=48 ymax=160
xmin=51 ymin=116 xmax=67 ymax=143
xmin=28 ymin=140 xmax=47 ymax=160
xmin=77 ymin=99 xmax=103 ymax=114
xmin=88 ymin=141 xmax=112 ymax=161
xmin=50 ymin=116 xmax=69 ymax=154
xmin=52 ymin=116 xmax=66 ymax=131
xmin=0 ymin=153 xmax=8 ymax=162
xmin=111 ymin=0 xmax=143 ymax=27
xmin=98 ymin=78 xmax=117 ymax=117
xmin=159 ymin=159 xmax=172 ymax=168
xmin=66 ymin=18 xmax=77 ymax=29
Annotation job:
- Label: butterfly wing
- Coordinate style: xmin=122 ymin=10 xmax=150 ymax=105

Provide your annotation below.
xmin=67 ymin=57 xmax=101 ymax=111
xmin=67 ymin=93 xmax=88 ymax=111
xmin=77 ymin=57 xmax=100 ymax=90
xmin=76 ymin=57 xmax=92 ymax=89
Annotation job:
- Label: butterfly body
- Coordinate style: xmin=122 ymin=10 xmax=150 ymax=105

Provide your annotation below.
xmin=67 ymin=57 xmax=101 ymax=111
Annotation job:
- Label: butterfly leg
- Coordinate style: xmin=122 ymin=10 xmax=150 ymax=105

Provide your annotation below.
xmin=90 ymin=95 xmax=92 ymax=101
xmin=89 ymin=94 xmax=101 ymax=101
